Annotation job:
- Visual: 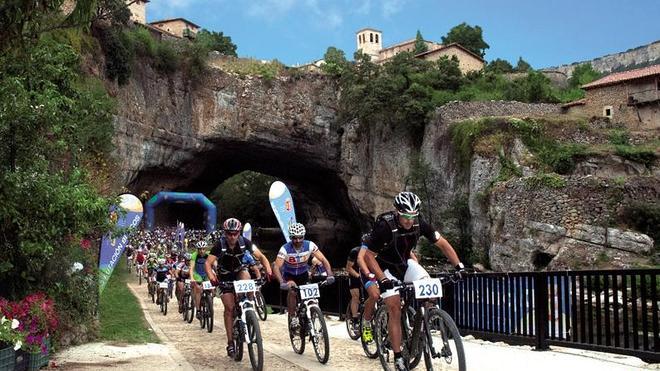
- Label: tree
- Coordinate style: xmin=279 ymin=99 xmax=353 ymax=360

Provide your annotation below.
xmin=485 ymin=58 xmax=513 ymax=73
xmin=320 ymin=46 xmax=349 ymax=77
xmin=568 ymin=63 xmax=602 ymax=88
xmin=414 ymin=30 xmax=428 ymax=55
xmin=515 ymin=57 xmax=532 ymax=72
xmin=196 ymin=29 xmax=237 ymax=56
xmin=441 ymin=22 xmax=489 ymax=58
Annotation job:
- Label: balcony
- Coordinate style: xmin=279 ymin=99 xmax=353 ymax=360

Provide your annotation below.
xmin=628 ymin=89 xmax=660 ymax=105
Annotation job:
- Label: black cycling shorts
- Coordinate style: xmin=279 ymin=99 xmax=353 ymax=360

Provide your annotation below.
xmin=283 ymin=272 xmax=309 ymax=287
xmin=219 ymin=270 xmax=248 ymax=294
xmin=348 ymin=276 xmax=361 ymax=289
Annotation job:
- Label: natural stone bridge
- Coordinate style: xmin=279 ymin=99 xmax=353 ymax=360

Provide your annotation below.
xmin=111 ymin=58 xmax=658 ymax=269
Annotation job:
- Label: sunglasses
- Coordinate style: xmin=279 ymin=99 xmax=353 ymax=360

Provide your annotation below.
xmin=399 ymin=212 xmax=418 ymax=220
xmin=290 ymin=236 xmax=304 ymax=241
xmin=226 ymin=231 xmax=239 ymax=236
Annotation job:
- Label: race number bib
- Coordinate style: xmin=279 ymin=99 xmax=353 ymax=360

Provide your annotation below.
xmin=233 ymin=280 xmax=257 ymax=293
xmin=159 ymin=282 xmax=169 ymax=289
xmin=202 ymin=281 xmax=214 ymax=290
xmin=413 ymin=278 xmax=442 ymax=299
xmin=184 ymin=279 xmax=191 ymax=284
xmin=299 ymin=283 xmax=320 ymax=300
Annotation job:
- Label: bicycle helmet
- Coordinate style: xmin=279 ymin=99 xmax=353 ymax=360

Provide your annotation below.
xmin=196 ymin=240 xmax=208 ymax=249
xmin=223 ymin=218 xmax=242 ymax=232
xmin=288 ymin=223 xmax=306 ymax=238
xmin=157 ymin=258 xmax=166 ymax=265
xmin=393 ymin=191 xmax=421 ymax=216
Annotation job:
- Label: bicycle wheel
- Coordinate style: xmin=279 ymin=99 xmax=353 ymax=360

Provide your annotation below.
xmin=200 ymin=297 xmax=206 ymax=329
xmin=309 ymin=306 xmax=330 ymax=364
xmin=345 ymin=302 xmax=359 ymax=340
xmin=374 ymin=305 xmax=392 ymax=370
xmin=159 ymin=291 xmax=164 ymax=313
xmin=246 ymin=311 xmax=264 ymax=371
xmin=150 ymin=284 xmax=155 ymax=303
xmin=425 ymin=307 xmax=466 ymax=371
xmin=206 ymin=294 xmax=214 ymax=333
xmin=289 ymin=314 xmax=305 ymax=354
xmin=163 ymin=293 xmax=168 ymax=316
xmin=139 ymin=270 xmax=142 ymax=285
xmin=360 ymin=310 xmax=378 ymax=359
xmin=405 ymin=306 xmax=423 ymax=370
xmin=186 ymin=294 xmax=195 ymax=324
xmin=234 ymin=319 xmax=244 ymax=362
xmin=255 ymin=291 xmax=267 ymax=321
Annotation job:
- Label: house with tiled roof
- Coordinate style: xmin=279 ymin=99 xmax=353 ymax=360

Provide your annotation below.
xmin=563 ymin=64 xmax=660 ymax=130
xmin=149 ymin=18 xmax=200 ymax=39
xmin=355 ymin=28 xmax=484 ymax=74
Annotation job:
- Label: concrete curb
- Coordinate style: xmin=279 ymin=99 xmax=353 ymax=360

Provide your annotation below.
xmin=127 ymin=283 xmax=197 ymax=370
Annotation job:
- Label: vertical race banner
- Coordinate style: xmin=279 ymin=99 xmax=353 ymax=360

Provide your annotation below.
xmin=268 ymin=181 xmax=297 ymax=242
xmin=98 ymin=194 xmax=144 ymax=294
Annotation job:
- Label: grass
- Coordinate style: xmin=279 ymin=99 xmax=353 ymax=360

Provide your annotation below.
xmin=99 ymin=257 xmax=159 ymax=343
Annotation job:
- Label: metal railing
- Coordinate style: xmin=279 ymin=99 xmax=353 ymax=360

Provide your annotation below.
xmin=262 ymin=269 xmax=660 ymax=363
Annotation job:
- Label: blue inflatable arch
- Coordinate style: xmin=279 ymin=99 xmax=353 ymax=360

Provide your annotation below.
xmin=145 ymin=192 xmax=217 ymax=232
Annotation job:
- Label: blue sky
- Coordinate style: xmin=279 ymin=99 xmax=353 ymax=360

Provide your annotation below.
xmin=147 ymin=0 xmax=660 ymax=68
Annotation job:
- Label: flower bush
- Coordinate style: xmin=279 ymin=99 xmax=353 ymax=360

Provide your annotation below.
xmin=0 ymin=292 xmax=58 ymax=353
xmin=0 ymin=315 xmax=23 ymax=350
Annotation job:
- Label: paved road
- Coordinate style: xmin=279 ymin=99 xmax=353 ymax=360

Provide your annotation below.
xmin=54 ymin=278 xmax=656 ymax=370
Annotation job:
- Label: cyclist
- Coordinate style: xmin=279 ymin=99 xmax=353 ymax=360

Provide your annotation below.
xmin=174 ymin=252 xmax=192 ymax=313
xmin=357 ymin=191 xmax=465 ymax=371
xmin=190 ymin=240 xmax=210 ymax=320
xmin=274 ymin=222 xmax=335 ymax=330
xmin=347 ymin=234 xmax=380 ymax=344
xmin=205 ymin=218 xmax=271 ymax=358
xmin=154 ymin=258 xmax=171 ymax=305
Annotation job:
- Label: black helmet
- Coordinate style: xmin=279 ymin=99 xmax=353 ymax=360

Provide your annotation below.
xmin=393 ymin=191 xmax=421 ymax=216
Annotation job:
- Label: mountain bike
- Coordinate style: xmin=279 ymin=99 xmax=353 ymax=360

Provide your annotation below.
xmin=136 ymin=262 xmax=144 ymax=285
xmin=254 ymin=280 xmax=268 ymax=321
xmin=374 ymin=275 xmax=466 ymax=371
xmin=198 ymin=280 xmax=215 ymax=333
xmin=182 ymin=279 xmax=195 ymax=323
xmin=127 ymin=254 xmax=133 ymax=273
xmin=148 ymin=275 xmax=156 ymax=303
xmin=157 ymin=279 xmax=169 ymax=315
xmin=219 ymin=278 xmax=265 ymax=371
xmin=285 ymin=279 xmax=331 ymax=364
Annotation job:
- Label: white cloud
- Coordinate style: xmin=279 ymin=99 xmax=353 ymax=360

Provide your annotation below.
xmin=382 ymin=0 xmax=407 ymax=18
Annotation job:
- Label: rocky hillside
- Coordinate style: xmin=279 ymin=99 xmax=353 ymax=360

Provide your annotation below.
xmin=108 ymin=56 xmax=659 ymax=270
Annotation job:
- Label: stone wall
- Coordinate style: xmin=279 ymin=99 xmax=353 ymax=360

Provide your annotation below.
xmin=542 ymin=40 xmax=660 ymax=77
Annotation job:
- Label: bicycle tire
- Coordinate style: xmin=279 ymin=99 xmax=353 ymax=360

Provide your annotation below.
xmin=345 ymin=302 xmax=359 ymax=340
xmin=139 ymin=270 xmax=142 ymax=285
xmin=289 ymin=314 xmax=305 ymax=354
xmin=186 ymin=294 xmax=195 ymax=324
xmin=255 ymin=291 xmax=267 ymax=321
xmin=206 ymin=294 xmax=214 ymax=333
xmin=200 ymin=296 xmax=206 ymax=329
xmin=406 ymin=306 xmax=423 ymax=370
xmin=309 ymin=306 xmax=330 ymax=364
xmin=150 ymin=284 xmax=155 ymax=303
xmin=374 ymin=305 xmax=418 ymax=371
xmin=234 ymin=319 xmax=244 ymax=362
xmin=246 ymin=311 xmax=264 ymax=371
xmin=425 ymin=307 xmax=466 ymax=371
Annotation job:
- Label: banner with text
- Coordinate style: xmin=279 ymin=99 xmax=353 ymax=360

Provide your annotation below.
xmin=98 ymin=194 xmax=143 ymax=294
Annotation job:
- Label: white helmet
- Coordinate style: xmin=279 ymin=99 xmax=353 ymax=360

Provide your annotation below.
xmin=288 ymin=223 xmax=306 ymax=238
xmin=394 ymin=191 xmax=421 ymax=216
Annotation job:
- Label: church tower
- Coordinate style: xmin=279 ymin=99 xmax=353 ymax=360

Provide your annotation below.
xmin=356 ymin=28 xmax=382 ymax=61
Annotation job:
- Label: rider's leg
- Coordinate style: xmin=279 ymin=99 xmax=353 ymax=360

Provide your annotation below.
xmin=287 ymin=281 xmax=297 ymax=317
xmin=175 ymin=281 xmax=183 ymax=302
xmin=349 ymin=288 xmax=360 ymax=318
xmin=384 ymin=294 xmax=402 ymax=353
xmin=221 ymin=292 xmax=235 ymax=346
xmin=192 ymin=281 xmax=202 ymax=310
xmin=363 ymin=284 xmax=380 ymax=321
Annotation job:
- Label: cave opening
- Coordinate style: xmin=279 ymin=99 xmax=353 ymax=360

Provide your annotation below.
xmin=532 ymin=251 xmax=555 ymax=270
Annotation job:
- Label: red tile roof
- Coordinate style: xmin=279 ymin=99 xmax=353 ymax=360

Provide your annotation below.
xmin=415 ymin=43 xmax=485 ymax=62
xmin=582 ymin=64 xmax=660 ymax=89
xmin=561 ymin=98 xmax=586 ymax=108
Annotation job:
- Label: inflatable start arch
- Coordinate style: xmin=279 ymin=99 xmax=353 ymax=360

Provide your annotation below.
xmin=145 ymin=192 xmax=217 ymax=232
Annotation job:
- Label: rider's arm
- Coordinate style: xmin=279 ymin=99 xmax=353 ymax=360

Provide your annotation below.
xmin=434 ymin=236 xmax=461 ymax=266
xmin=409 ymin=250 xmax=418 ymax=262
xmin=273 ymin=256 xmax=285 ymax=284
xmin=358 ymin=247 xmax=385 ymax=281
xmin=252 ymin=247 xmax=272 ymax=276
xmin=205 ymin=254 xmax=218 ymax=282
xmin=312 ymin=250 xmax=333 ymax=276
xmin=345 ymin=259 xmax=360 ymax=278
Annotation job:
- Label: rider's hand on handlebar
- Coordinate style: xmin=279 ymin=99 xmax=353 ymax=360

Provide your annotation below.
xmin=378 ymin=277 xmax=394 ymax=291
xmin=454 ymin=263 xmax=467 ymax=281
xmin=325 ymin=276 xmax=335 ymax=285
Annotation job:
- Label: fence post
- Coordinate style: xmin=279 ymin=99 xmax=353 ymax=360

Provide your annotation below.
xmin=534 ymin=272 xmax=550 ymax=351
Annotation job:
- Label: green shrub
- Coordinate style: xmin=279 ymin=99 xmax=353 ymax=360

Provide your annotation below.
xmin=127 ymin=27 xmax=156 ymax=57
xmin=608 ymin=129 xmax=630 ymax=145
xmin=615 ymin=145 xmax=656 ymax=167
xmin=154 ymin=39 xmax=181 ymax=74
xmin=98 ymin=27 xmax=133 ymax=84
xmin=524 ymin=173 xmax=567 ymax=188
xmin=620 ymin=202 xmax=660 ymax=247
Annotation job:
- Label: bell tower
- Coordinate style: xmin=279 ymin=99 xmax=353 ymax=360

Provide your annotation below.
xmin=356 ymin=28 xmax=382 ymax=61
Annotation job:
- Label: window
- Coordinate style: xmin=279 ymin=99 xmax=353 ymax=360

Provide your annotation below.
xmin=603 ymin=106 xmax=613 ymax=118
xmin=375 ymin=34 xmax=379 ymax=43
xmin=370 ymin=33 xmax=373 ymax=42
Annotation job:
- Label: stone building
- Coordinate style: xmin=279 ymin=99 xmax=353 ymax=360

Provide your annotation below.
xmin=127 ymin=0 xmax=149 ymax=24
xmin=355 ymin=28 xmax=484 ymax=74
xmin=563 ymin=64 xmax=660 ymax=130
xmin=149 ymin=18 xmax=200 ymax=39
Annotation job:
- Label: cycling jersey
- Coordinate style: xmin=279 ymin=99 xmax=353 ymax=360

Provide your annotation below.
xmin=136 ymin=252 xmax=145 ymax=264
xmin=209 ymin=236 xmax=256 ymax=274
xmin=176 ymin=261 xmax=190 ymax=281
xmin=364 ymin=211 xmax=440 ymax=279
xmin=277 ymin=240 xmax=319 ymax=276
xmin=190 ymin=251 xmax=209 ymax=282
xmin=155 ymin=265 xmax=169 ymax=282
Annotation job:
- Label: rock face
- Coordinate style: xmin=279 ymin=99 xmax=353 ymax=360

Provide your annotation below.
xmin=111 ymin=61 xmax=658 ymax=270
